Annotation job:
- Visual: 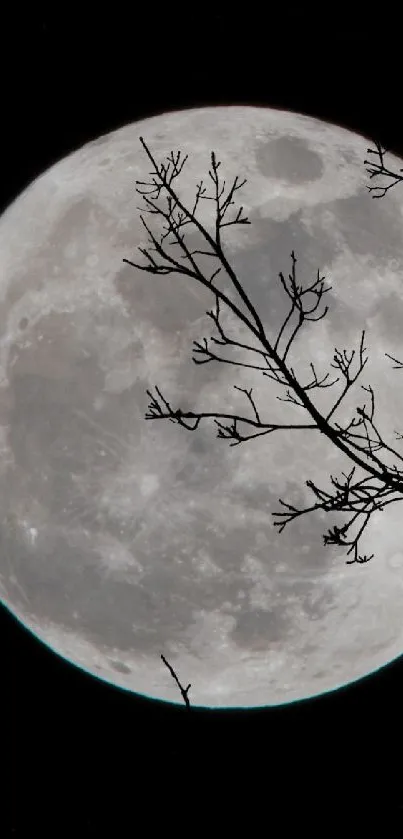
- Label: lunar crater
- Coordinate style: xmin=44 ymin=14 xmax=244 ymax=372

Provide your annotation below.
xmin=255 ymin=135 xmax=324 ymax=184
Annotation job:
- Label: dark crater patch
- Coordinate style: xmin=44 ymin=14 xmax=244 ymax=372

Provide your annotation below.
xmin=109 ymin=659 xmax=131 ymax=675
xmin=230 ymin=604 xmax=291 ymax=651
xmin=316 ymin=193 xmax=403 ymax=261
xmin=369 ymin=290 xmax=403 ymax=347
xmin=313 ymin=669 xmax=328 ymax=680
xmin=255 ymin=136 xmax=324 ymax=185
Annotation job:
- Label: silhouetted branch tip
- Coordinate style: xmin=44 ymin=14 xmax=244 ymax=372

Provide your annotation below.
xmin=364 ymin=140 xmax=403 ymax=198
xmin=385 ymin=352 xmax=403 ymax=370
xmin=161 ymin=654 xmax=192 ymax=709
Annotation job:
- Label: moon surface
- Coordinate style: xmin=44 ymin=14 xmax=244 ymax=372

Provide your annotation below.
xmin=2 ymin=106 xmax=403 ymax=708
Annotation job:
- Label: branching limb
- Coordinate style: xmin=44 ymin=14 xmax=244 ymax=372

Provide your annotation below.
xmin=124 ymin=137 xmax=265 ymax=340
xmin=161 ymin=654 xmax=191 ymax=710
xmin=364 ymin=140 xmax=403 ymax=198
xmin=195 ymin=260 xmax=340 ymax=403
xmin=332 ymin=381 xmax=403 ymax=474
xmin=201 ymin=150 xmax=250 ymax=250
xmin=145 ymin=384 xmax=318 ymax=446
xmin=124 ymin=138 xmax=403 ymax=565
xmin=326 ymin=330 xmax=368 ymax=422
xmin=273 ymin=467 xmax=403 ymax=564
xmin=276 ymin=251 xmax=333 ymax=364
xmin=192 ymin=293 xmax=274 ymax=374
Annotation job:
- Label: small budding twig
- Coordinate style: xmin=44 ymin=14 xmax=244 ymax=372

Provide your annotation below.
xmin=161 ymin=654 xmax=192 ymax=710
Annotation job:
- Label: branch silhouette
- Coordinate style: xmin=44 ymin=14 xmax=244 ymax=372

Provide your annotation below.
xmin=123 ymin=138 xmax=403 ymax=565
xmin=161 ymin=654 xmax=191 ymax=709
xmin=364 ymin=140 xmax=403 ymax=198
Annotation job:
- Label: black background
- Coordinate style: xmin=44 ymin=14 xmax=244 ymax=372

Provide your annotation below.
xmin=3 ymin=8 xmax=403 ymax=831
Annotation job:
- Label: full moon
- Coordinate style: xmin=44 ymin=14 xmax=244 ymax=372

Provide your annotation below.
xmin=2 ymin=106 xmax=403 ymax=708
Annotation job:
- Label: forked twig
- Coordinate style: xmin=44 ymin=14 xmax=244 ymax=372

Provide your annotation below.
xmin=161 ymin=654 xmax=192 ymax=709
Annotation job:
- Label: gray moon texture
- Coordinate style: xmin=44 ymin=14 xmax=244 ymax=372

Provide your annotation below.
xmin=2 ymin=106 xmax=403 ymax=708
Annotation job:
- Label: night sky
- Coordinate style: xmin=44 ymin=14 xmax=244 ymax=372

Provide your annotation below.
xmin=3 ymin=9 xmax=403 ymax=830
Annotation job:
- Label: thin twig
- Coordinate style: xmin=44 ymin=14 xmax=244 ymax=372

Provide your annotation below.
xmin=161 ymin=654 xmax=191 ymax=709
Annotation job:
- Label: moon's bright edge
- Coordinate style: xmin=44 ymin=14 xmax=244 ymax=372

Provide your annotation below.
xmin=1 ymin=106 xmax=403 ymax=708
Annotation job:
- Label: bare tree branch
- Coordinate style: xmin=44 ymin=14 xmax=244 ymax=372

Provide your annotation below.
xmin=273 ymin=466 xmax=403 ymax=565
xmin=123 ymin=138 xmax=403 ymax=565
xmin=161 ymin=654 xmax=191 ymax=709
xmin=146 ymin=382 xmax=319 ymax=445
xmin=364 ymin=140 xmax=403 ymax=198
